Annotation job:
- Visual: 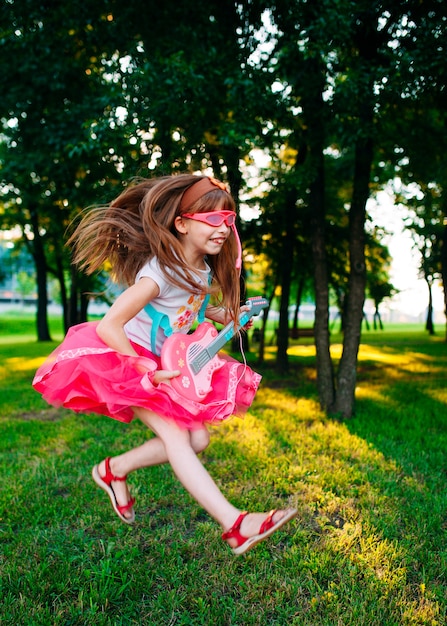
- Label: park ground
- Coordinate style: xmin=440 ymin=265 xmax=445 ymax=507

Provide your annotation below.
xmin=1 ymin=312 xmax=446 ymax=625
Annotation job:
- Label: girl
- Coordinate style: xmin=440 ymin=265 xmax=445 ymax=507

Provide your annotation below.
xmin=33 ymin=174 xmax=297 ymax=555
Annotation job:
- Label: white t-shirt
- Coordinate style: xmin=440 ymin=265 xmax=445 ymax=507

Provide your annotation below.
xmin=124 ymin=257 xmax=211 ymax=355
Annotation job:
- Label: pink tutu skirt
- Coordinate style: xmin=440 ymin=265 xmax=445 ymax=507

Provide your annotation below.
xmin=32 ymin=322 xmax=261 ymax=430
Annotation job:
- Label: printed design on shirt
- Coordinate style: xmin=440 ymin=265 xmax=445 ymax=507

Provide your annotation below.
xmin=172 ymin=294 xmax=206 ymax=331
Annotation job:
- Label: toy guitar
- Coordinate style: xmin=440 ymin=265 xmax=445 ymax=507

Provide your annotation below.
xmin=161 ymin=296 xmax=268 ymax=401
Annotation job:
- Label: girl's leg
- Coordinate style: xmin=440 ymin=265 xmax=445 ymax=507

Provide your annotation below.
xmin=132 ymin=408 xmax=294 ymax=547
xmin=106 ymin=426 xmax=210 ymax=474
xmin=95 ymin=408 xmax=295 ymax=546
xmin=133 ymin=407 xmax=240 ymax=531
xmin=96 ymin=425 xmax=210 ymax=520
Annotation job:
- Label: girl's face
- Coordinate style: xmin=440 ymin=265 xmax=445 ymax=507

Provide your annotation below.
xmin=175 ymin=207 xmax=235 ymax=265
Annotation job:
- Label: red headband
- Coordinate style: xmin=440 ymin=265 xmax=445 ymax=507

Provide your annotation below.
xmin=179 ymin=177 xmax=230 ymax=213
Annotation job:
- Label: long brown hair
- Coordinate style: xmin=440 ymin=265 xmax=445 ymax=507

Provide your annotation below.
xmin=68 ymin=174 xmax=241 ymax=322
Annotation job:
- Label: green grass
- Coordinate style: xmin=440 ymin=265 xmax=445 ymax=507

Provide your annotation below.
xmin=0 ymin=311 xmax=65 ymax=343
xmin=1 ymin=314 xmax=446 ymax=625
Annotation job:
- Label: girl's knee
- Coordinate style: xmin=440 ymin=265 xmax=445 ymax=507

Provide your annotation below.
xmin=191 ymin=427 xmax=210 ymax=453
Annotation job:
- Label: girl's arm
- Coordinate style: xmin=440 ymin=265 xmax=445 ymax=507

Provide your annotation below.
xmin=96 ymin=277 xmax=180 ymax=384
xmin=205 ymin=303 xmax=254 ymax=330
xmin=96 ymin=277 xmax=159 ymax=356
xmin=204 ymin=304 xmax=229 ymax=326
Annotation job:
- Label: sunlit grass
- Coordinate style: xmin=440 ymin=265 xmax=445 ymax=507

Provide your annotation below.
xmin=425 ymin=388 xmax=447 ymax=404
xmin=1 ymin=317 xmax=447 ymax=625
xmin=1 ymin=355 xmax=47 ymax=373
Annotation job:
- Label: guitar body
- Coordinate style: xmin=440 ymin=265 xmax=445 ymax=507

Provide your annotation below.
xmin=161 ymin=322 xmax=226 ymax=401
xmin=160 ymin=296 xmax=269 ymax=403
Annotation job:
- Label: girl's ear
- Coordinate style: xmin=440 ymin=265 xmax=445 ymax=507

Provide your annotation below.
xmin=174 ymin=215 xmax=188 ymax=234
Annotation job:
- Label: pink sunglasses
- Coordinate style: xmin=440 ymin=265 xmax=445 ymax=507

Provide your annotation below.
xmin=182 ymin=210 xmax=236 ymax=227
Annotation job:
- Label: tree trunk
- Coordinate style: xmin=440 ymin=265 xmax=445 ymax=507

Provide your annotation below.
xmin=276 ymin=279 xmax=291 ymax=373
xmin=373 ymin=304 xmax=383 ymax=330
xmin=332 ymin=134 xmax=373 ymax=417
xmin=292 ymin=277 xmax=305 ymax=332
xmin=80 ymin=290 xmax=89 ymax=323
xmin=440 ymin=220 xmax=447 ymax=341
xmin=310 ymin=160 xmax=335 ymax=410
xmin=425 ymin=276 xmax=435 ymax=335
xmin=55 ymin=247 xmax=69 ymax=333
xmin=68 ymin=266 xmax=80 ymax=328
xmin=257 ymin=302 xmax=270 ymax=366
xmin=29 ymin=203 xmax=51 ymax=341
xmin=302 ymin=60 xmax=335 ymax=410
xmin=276 ymin=192 xmax=296 ymax=373
xmin=257 ymin=286 xmax=276 ymax=365
xmin=68 ymin=266 xmax=93 ymax=327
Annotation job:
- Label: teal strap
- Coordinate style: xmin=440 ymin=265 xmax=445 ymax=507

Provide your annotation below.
xmin=198 ymin=293 xmax=210 ymax=323
xmin=143 ymin=303 xmax=173 ymax=355
xmin=197 ymin=271 xmax=212 ymax=323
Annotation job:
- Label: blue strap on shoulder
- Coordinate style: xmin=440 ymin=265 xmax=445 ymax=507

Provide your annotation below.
xmin=197 ymin=271 xmax=212 ymax=323
xmin=143 ymin=303 xmax=173 ymax=355
xmin=198 ymin=293 xmax=210 ymax=323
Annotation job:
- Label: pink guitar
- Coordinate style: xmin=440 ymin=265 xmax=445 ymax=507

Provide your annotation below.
xmin=161 ymin=296 xmax=268 ymax=401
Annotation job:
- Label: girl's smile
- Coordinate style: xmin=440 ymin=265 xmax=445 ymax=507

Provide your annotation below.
xmin=196 ymin=221 xmax=230 ymax=260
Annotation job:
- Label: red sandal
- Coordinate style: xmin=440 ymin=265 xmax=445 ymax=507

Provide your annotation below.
xmin=222 ymin=508 xmax=297 ymax=555
xmin=92 ymin=457 xmax=136 ymax=525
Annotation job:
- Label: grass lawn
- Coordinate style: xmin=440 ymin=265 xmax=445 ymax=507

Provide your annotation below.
xmin=1 ymin=311 xmax=446 ymax=625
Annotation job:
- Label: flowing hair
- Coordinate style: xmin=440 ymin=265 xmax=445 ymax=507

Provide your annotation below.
xmin=67 ymin=174 xmax=241 ymax=323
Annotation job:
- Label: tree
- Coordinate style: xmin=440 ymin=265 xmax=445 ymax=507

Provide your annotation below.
xmin=0 ymin=1 xmax=272 ymax=339
xmin=375 ymin=2 xmax=447 ymax=338
xmin=0 ymin=0 xmax=125 ymax=337
xmin=365 ymin=231 xmax=396 ymax=330
xmin=388 ymin=108 xmax=447 ymax=338
xmin=262 ymin=0 xmax=447 ymax=416
xmin=264 ymin=0 xmax=379 ymax=415
xmin=398 ymin=184 xmax=444 ymax=334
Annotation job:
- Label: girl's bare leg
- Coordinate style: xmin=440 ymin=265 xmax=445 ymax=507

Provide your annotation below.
xmin=99 ymin=427 xmax=210 ymax=474
xmin=96 ymin=423 xmax=210 ymax=520
xmin=130 ymin=408 xmax=293 ymax=546
xmin=133 ymin=407 xmax=240 ymax=531
xmin=95 ymin=408 xmax=294 ymax=545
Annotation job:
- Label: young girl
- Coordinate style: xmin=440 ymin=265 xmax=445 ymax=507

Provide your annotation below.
xmin=33 ymin=174 xmax=297 ymax=555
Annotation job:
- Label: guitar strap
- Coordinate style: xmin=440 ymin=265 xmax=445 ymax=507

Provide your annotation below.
xmin=197 ymin=292 xmax=210 ymax=323
xmin=143 ymin=303 xmax=173 ymax=356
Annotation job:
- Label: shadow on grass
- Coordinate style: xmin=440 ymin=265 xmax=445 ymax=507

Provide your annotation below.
xmin=248 ymin=340 xmax=447 ymax=623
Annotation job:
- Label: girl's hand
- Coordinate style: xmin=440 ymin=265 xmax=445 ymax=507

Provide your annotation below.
xmin=134 ymin=358 xmax=179 ymax=387
xmin=243 ymin=318 xmax=254 ymax=331
xmin=153 ymin=369 xmax=181 ymax=386
xmin=205 ymin=303 xmax=254 ymax=329
xmin=239 ymin=304 xmax=254 ymax=331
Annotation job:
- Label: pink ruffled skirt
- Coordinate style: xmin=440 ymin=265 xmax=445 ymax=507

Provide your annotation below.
xmin=32 ymin=322 xmax=261 ymax=430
